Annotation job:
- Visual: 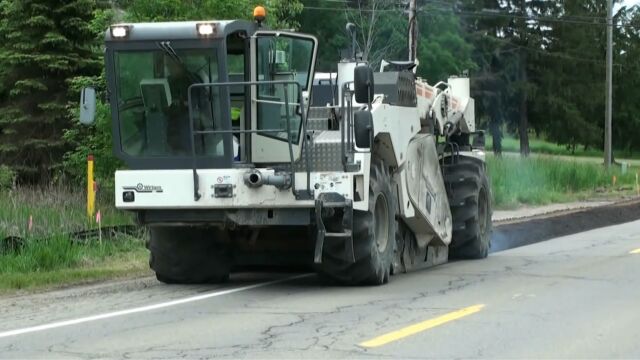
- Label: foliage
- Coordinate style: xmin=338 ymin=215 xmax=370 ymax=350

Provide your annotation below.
xmin=268 ymin=0 xmax=304 ymax=29
xmin=417 ymin=7 xmax=476 ymax=82
xmin=120 ymin=0 xmax=302 ymax=27
xmin=63 ymin=98 xmax=122 ymax=187
xmin=299 ymin=1 xmax=348 ymax=70
xmin=460 ymin=0 xmax=640 ymax=156
xmin=0 ymin=165 xmax=16 ymax=191
xmin=0 ymin=0 xmax=103 ymax=183
xmin=299 ymin=0 xmax=474 ymax=76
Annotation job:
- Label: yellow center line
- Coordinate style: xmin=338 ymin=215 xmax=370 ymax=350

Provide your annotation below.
xmin=630 ymin=248 xmax=640 ymax=254
xmin=359 ymin=304 xmax=486 ymax=348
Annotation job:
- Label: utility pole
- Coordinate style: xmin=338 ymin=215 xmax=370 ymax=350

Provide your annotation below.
xmin=605 ymin=0 xmax=613 ymax=169
xmin=408 ymin=0 xmax=417 ymax=62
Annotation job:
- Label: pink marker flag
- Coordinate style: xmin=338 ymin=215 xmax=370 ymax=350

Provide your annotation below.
xmin=96 ymin=210 xmax=103 ymax=245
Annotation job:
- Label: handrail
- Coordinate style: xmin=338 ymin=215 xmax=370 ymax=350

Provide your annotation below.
xmin=186 ymin=80 xmax=313 ymax=201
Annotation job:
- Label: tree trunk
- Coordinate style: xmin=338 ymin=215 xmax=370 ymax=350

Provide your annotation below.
xmin=490 ymin=119 xmax=502 ymax=156
xmin=519 ymin=52 xmax=530 ymax=157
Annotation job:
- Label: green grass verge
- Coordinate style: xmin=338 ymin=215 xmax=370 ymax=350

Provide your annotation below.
xmin=486 ymin=136 xmax=640 ymax=160
xmin=0 ymin=186 xmax=131 ymax=240
xmin=0 ymin=235 xmax=149 ymax=292
xmin=488 ymin=155 xmax=639 ymax=209
xmin=0 ymin=187 xmax=147 ymax=293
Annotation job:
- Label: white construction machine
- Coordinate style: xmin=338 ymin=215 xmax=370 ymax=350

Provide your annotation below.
xmin=79 ymin=10 xmax=492 ymax=285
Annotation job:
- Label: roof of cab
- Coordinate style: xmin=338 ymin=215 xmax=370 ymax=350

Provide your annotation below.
xmin=105 ymin=20 xmax=257 ymax=42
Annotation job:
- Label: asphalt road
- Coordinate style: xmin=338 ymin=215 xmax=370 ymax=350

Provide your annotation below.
xmin=1 ymin=220 xmax=639 ymax=359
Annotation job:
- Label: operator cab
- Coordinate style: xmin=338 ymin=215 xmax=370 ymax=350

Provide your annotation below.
xmin=96 ymin=19 xmax=317 ymax=170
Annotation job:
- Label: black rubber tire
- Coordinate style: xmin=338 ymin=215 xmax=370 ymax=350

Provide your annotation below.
xmin=149 ymin=226 xmax=232 ymax=284
xmin=444 ymin=156 xmax=492 ymax=259
xmin=317 ymin=160 xmax=397 ymax=285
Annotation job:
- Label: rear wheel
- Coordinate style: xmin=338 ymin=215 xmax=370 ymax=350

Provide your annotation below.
xmin=444 ymin=156 xmax=492 ymax=259
xmin=317 ymin=160 xmax=397 ymax=285
xmin=149 ymin=226 xmax=232 ymax=284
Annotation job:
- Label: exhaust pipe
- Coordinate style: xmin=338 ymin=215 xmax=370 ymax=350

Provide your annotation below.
xmin=243 ymin=170 xmax=292 ymax=190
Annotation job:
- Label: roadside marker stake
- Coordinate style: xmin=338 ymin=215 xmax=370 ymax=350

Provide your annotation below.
xmin=87 ymin=154 xmax=95 ymax=220
xmin=359 ymin=304 xmax=486 ymax=348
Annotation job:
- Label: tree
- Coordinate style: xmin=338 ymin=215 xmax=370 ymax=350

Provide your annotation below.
xmin=268 ymin=0 xmax=304 ymax=30
xmin=299 ymin=1 xmax=348 ymax=70
xmin=417 ymin=7 xmax=476 ymax=83
xmin=121 ymin=0 xmax=302 ymax=28
xmin=345 ymin=0 xmax=399 ymax=66
xmin=0 ymin=0 xmax=102 ymax=182
xmin=121 ymin=0 xmax=252 ymax=21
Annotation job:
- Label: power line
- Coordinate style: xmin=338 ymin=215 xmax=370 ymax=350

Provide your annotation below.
xmin=302 ymin=3 xmax=639 ymax=29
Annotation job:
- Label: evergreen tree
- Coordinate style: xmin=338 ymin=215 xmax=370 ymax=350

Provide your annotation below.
xmin=0 ymin=0 xmax=102 ymax=182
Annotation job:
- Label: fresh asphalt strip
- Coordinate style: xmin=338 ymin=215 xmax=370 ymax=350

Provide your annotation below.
xmin=490 ymin=199 xmax=640 ymax=253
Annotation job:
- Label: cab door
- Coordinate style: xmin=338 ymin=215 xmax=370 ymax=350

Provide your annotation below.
xmin=250 ymin=31 xmax=318 ymax=163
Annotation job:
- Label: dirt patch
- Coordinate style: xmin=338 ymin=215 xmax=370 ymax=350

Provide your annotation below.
xmin=491 ymin=199 xmax=640 ymax=252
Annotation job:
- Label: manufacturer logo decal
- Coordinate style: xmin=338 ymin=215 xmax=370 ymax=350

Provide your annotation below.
xmin=123 ymin=183 xmax=164 ymax=193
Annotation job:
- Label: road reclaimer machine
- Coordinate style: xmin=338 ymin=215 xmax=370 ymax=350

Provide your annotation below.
xmin=79 ymin=9 xmax=492 ymax=285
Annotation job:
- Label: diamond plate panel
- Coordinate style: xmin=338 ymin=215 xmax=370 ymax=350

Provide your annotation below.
xmin=295 ymin=131 xmax=344 ymax=172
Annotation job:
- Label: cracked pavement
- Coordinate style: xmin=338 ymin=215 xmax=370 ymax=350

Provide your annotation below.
xmin=1 ymin=220 xmax=639 ymax=359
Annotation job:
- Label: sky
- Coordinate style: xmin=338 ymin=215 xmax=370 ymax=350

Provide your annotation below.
xmin=620 ymin=0 xmax=640 ymax=10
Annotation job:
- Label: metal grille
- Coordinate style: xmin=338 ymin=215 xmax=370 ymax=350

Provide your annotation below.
xmin=295 ymin=131 xmax=344 ymax=172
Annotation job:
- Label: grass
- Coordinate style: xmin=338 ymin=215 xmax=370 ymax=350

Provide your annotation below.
xmin=488 ymin=155 xmax=639 ymax=209
xmin=0 ymin=234 xmax=149 ymax=292
xmin=486 ymin=135 xmax=640 ymax=160
xmin=0 ymin=186 xmax=148 ymax=293
xmin=0 ymin=185 xmax=131 ymax=241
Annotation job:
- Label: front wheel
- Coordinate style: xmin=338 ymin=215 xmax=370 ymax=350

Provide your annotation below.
xmin=317 ymin=159 xmax=397 ymax=285
xmin=149 ymin=226 xmax=232 ymax=284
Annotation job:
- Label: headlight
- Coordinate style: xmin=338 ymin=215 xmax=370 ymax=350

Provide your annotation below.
xmin=196 ymin=23 xmax=216 ymax=37
xmin=110 ymin=25 xmax=131 ymax=39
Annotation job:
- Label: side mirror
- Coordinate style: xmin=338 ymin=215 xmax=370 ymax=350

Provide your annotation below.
xmin=79 ymin=87 xmax=96 ymax=125
xmin=354 ymin=65 xmax=374 ymax=104
xmin=354 ymin=110 xmax=374 ymax=149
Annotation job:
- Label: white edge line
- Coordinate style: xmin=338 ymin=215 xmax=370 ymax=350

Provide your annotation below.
xmin=0 ymin=274 xmax=312 ymax=339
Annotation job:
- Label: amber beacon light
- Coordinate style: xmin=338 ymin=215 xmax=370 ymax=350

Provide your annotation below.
xmin=254 ymin=6 xmax=266 ymax=25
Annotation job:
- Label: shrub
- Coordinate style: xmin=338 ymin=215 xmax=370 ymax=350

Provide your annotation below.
xmin=0 ymin=165 xmax=16 ymax=190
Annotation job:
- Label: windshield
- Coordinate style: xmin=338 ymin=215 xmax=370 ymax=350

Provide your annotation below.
xmin=114 ymin=48 xmax=224 ymax=158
